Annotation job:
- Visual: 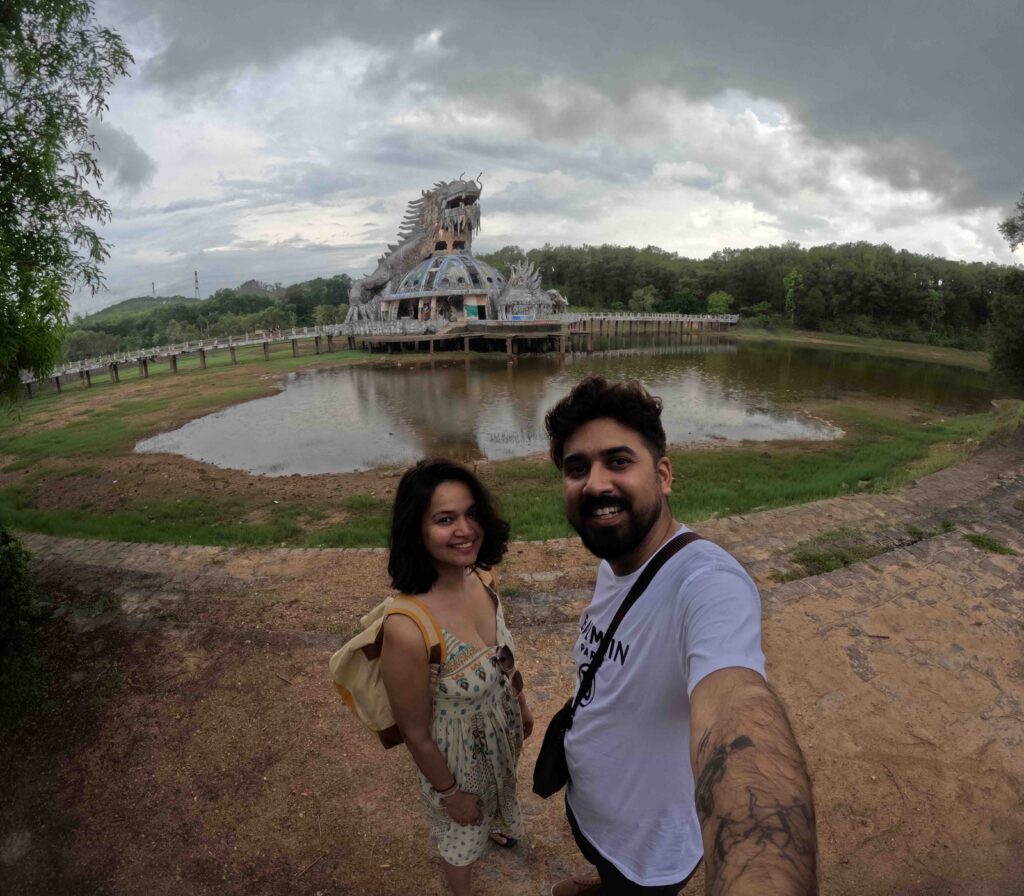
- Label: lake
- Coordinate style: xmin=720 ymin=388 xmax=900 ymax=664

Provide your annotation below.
xmin=135 ymin=336 xmax=996 ymax=476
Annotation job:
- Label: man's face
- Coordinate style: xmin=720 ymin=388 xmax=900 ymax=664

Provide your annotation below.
xmin=560 ymin=417 xmax=672 ymax=562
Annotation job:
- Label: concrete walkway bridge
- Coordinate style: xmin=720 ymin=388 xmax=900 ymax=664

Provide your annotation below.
xmin=19 ymin=313 xmax=739 ymax=399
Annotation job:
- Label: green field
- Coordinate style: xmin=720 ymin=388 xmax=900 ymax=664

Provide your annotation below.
xmin=732 ymin=325 xmax=991 ymax=371
xmin=2 ymin=331 xmax=1019 ymax=547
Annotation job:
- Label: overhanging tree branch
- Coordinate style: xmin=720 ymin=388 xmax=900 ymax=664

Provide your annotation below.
xmin=0 ymin=0 xmax=132 ymax=401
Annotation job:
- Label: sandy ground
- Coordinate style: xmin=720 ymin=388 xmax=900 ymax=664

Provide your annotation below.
xmin=2 ymin=421 xmax=1023 ymax=895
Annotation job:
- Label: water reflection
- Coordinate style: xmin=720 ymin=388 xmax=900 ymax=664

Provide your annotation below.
xmin=135 ymin=337 xmax=995 ymax=476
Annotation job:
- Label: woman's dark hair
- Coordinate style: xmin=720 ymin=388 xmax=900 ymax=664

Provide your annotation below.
xmin=387 ymin=458 xmax=510 ymax=595
xmin=545 ymin=375 xmax=667 ymax=468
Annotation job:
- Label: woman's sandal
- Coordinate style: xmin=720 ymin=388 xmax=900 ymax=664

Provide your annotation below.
xmin=489 ymin=832 xmax=518 ymax=848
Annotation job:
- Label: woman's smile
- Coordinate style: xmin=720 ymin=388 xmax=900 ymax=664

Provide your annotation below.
xmin=423 ymin=480 xmax=484 ymax=569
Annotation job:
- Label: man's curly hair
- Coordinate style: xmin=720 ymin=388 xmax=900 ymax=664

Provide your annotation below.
xmin=544 ymin=375 xmax=667 ymax=468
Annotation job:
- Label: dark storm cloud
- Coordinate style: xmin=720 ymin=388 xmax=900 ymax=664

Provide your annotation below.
xmin=91 ymin=120 xmax=157 ymax=190
xmin=857 ymin=138 xmax=975 ymax=207
xmin=125 ymin=0 xmax=1021 ymax=209
xmin=373 ymin=126 xmax=652 ymax=189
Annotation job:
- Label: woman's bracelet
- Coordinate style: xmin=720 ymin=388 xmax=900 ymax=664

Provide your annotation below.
xmin=434 ymin=778 xmax=459 ymax=799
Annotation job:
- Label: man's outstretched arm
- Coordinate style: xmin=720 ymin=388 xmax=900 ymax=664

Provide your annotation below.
xmin=690 ymin=667 xmax=817 ymax=896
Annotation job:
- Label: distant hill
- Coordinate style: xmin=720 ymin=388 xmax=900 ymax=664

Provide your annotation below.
xmin=63 ymin=273 xmax=352 ymax=361
xmin=77 ymin=295 xmax=199 ymax=326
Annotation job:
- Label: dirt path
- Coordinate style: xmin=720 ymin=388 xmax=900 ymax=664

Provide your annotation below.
xmin=3 ymin=431 xmax=1023 ymax=896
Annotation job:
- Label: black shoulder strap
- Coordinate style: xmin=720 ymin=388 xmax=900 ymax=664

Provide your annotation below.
xmin=569 ymin=531 xmax=703 ymax=719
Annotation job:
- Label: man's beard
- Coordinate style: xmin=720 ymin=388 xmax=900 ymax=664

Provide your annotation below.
xmin=570 ymin=494 xmax=665 ymax=561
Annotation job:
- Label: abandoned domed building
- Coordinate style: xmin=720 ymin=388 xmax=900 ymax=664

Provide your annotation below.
xmin=346 ymin=176 xmax=567 ymax=323
xmin=385 ymin=252 xmax=507 ymax=321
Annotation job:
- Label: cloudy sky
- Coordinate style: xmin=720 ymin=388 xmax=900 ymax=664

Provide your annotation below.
xmin=79 ymin=0 xmax=1022 ymax=314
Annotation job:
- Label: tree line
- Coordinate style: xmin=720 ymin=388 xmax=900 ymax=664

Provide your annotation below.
xmin=479 ymin=241 xmax=1020 ymax=353
xmin=65 ymin=243 xmax=1023 ymax=387
xmin=64 ymin=275 xmax=351 ymax=360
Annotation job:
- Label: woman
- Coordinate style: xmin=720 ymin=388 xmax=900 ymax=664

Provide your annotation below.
xmin=381 ymin=459 xmax=533 ymax=896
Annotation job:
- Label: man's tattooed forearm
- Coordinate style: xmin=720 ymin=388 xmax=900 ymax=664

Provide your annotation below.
xmin=695 ymin=731 xmax=754 ymax=823
xmin=695 ymin=727 xmax=817 ymax=894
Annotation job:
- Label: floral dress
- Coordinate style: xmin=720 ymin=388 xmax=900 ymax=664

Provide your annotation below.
xmin=418 ymin=592 xmax=524 ymax=866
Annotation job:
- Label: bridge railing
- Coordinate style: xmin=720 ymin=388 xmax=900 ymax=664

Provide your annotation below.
xmin=28 ymin=313 xmax=738 ymax=383
xmin=31 ymin=320 xmax=455 ymax=381
xmin=562 ymin=312 xmax=740 ymax=323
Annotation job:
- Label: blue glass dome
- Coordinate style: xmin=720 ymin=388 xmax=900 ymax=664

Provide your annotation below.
xmin=393 ymin=252 xmax=505 ymax=297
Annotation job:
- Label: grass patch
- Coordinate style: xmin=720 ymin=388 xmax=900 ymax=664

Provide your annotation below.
xmin=311 ymin=516 xmax=390 ymax=548
xmin=0 ymin=409 xmax=154 ymax=468
xmin=111 ymin=398 xmax=170 ymax=415
xmin=778 ymin=518 xmax=958 ymax=582
xmin=475 ymin=405 xmax=1011 ymax=544
xmin=309 ymin=492 xmax=392 ymax=548
xmin=782 ymin=527 xmax=892 ymax=579
xmin=343 ymin=493 xmax=384 ymax=512
xmin=963 ymin=533 xmax=1017 ymax=555
xmin=178 ymin=383 xmax=269 ymax=410
xmin=904 ymin=520 xmax=956 ymax=539
xmin=0 ymin=488 xmax=313 ymax=546
xmin=488 ymin=461 xmax=573 ymax=542
xmin=2 ymin=403 xmax=1015 ymax=548
xmin=733 ymin=326 xmax=990 ymax=372
xmin=667 ymin=406 xmax=1001 ymax=525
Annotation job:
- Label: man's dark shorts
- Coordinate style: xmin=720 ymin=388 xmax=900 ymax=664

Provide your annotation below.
xmin=566 ymin=800 xmax=701 ymax=894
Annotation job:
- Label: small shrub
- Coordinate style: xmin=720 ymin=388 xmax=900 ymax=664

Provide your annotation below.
xmin=0 ymin=527 xmax=52 ymax=726
xmin=1 ymin=527 xmax=36 ymax=653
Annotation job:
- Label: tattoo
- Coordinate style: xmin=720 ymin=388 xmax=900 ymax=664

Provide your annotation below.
xmin=695 ymin=732 xmax=754 ymax=823
xmin=695 ymin=723 xmax=817 ymax=895
xmin=711 ymin=791 xmax=816 ymax=873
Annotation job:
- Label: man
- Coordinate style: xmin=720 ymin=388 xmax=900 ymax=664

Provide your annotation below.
xmin=544 ymin=376 xmax=817 ymax=896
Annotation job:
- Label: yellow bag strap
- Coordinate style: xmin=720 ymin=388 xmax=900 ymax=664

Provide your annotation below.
xmin=475 ymin=567 xmax=497 ymax=592
xmin=386 ymin=596 xmax=447 ymax=665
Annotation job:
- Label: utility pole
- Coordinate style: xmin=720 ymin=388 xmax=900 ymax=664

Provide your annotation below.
xmin=152 ymin=282 xmax=155 ymax=298
xmin=194 ymin=271 xmax=199 ymax=299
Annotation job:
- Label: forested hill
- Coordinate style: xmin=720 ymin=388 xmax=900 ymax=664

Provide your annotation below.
xmin=76 ymin=295 xmax=200 ymax=325
xmin=479 ymin=241 xmax=1022 ymax=351
xmin=65 ymin=274 xmax=352 ymax=360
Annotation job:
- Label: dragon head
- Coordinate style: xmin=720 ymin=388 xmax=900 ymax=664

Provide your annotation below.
xmin=436 ymin=174 xmax=482 ymax=236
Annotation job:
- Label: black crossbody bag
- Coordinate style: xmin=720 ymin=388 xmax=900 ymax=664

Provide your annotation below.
xmin=532 ymin=531 xmax=703 ymax=798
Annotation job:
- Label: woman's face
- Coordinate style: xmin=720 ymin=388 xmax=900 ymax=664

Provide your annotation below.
xmin=421 ymin=480 xmax=484 ymax=571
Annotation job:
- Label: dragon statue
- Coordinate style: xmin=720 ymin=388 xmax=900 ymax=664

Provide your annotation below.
xmin=346 ymin=175 xmax=483 ymax=322
xmin=490 ymin=260 xmax=568 ymax=320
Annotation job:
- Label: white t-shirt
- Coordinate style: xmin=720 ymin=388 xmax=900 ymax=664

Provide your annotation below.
xmin=564 ymin=526 xmax=766 ymax=886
